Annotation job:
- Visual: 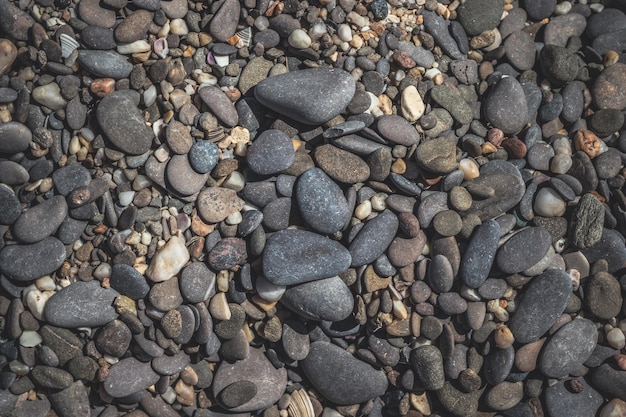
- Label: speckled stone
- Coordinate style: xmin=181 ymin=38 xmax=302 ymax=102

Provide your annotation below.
xmin=296 ymin=168 xmax=350 ymax=234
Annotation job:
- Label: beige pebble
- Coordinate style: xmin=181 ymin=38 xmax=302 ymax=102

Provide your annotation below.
xmin=600 ymin=398 xmax=626 ymax=417
xmin=355 ymin=200 xmax=372 ymax=220
xmin=146 ymin=235 xmax=190 ymax=282
xmin=607 ymin=327 xmax=626 ymax=349
xmin=209 ymin=292 xmax=231 ymax=320
xmin=494 ymin=325 xmax=515 ymax=349
xmin=401 ymin=85 xmax=425 ymax=122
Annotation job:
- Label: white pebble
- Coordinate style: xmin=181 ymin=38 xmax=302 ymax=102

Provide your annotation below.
xmin=346 ymin=11 xmax=369 ymax=27
xmin=143 ymin=85 xmax=157 ymax=107
xmin=93 ymin=262 xmax=112 ymax=279
xmin=214 ymin=54 xmax=229 ymax=67
xmin=118 ymin=191 xmax=135 ymax=207
xmin=32 ymin=83 xmax=66 ymax=110
xmin=225 ymin=211 xmax=243 ymax=225
xmin=19 ymin=330 xmax=42 ymax=348
xmin=255 ymin=275 xmax=286 ymax=302
xmin=35 ymin=276 xmax=56 ymax=292
xmin=223 ymin=170 xmax=246 ymax=192
xmin=401 ymin=85 xmax=425 ymax=122
xmin=309 ymin=22 xmax=327 ymax=39
xmin=355 ymin=200 xmax=372 ymax=220
xmin=117 ymin=40 xmax=151 ymax=54
xmin=170 ymin=18 xmax=189 ymax=35
xmin=338 ymin=24 xmax=352 ymax=42
xmin=141 ymin=232 xmax=152 ymax=246
xmin=254 ymin=16 xmax=270 ymax=30
xmin=146 ymin=236 xmax=190 ymax=282
xmin=370 ymin=193 xmax=387 ymax=211
xmin=550 ymin=153 xmax=572 ymax=174
xmin=24 ymin=288 xmax=53 ymax=321
xmin=287 ymin=29 xmax=311 ymax=49
xmin=533 ymin=188 xmax=566 ymax=217
xmin=607 ymin=327 xmax=626 ymax=349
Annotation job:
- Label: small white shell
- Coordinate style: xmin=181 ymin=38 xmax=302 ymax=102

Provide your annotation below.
xmin=288 ymin=389 xmax=315 ymax=417
xmin=153 ymin=38 xmax=169 ymax=59
xmin=235 ymin=27 xmax=252 ymax=48
xmin=60 ymin=33 xmax=80 ymax=59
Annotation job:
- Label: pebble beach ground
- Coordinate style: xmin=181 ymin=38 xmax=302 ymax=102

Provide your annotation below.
xmin=0 ymin=0 xmax=626 ymax=416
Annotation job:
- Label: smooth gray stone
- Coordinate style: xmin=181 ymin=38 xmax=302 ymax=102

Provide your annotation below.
xmin=246 ymin=129 xmax=294 ymax=175
xmin=410 ymin=345 xmax=445 ymax=390
xmin=349 ymin=209 xmax=398 ymax=267
xmin=592 ymin=363 xmax=626 ymax=400
xmin=301 ymin=341 xmax=388 ymax=405
xmin=44 ymin=281 xmax=119 ymax=328
xmin=0 ymin=186 xmax=21 ymax=225
xmin=51 ymin=164 xmax=91 ymax=196
xmin=103 ymin=357 xmax=160 ymax=398
xmin=296 ymin=168 xmax=350 ymax=234
xmin=539 ymin=319 xmax=597 ymax=378
xmin=110 ymin=263 xmax=150 ymax=299
xmin=422 ymin=10 xmax=464 ymax=59
xmin=96 ymin=92 xmax=154 ymax=155
xmin=198 ymin=85 xmax=239 ymax=127
xmin=78 ymin=50 xmax=132 ymax=79
xmin=496 ymin=227 xmax=552 ymax=274
xmin=12 ymin=195 xmax=68 ymax=243
xmin=460 ymin=220 xmax=500 ymax=288
xmin=0 ymin=237 xmax=66 ymax=281
xmin=212 ymin=348 xmax=287 ymax=412
xmin=255 ymin=68 xmax=356 ymax=125
xmin=484 ymin=346 xmax=515 ymax=385
xmin=483 ymin=76 xmax=528 ymax=134
xmin=280 ymin=276 xmax=354 ymax=321
xmin=263 ymin=229 xmax=351 ymax=285
xmin=457 ymin=0 xmax=503 ymax=36
xmin=0 ymin=122 xmax=32 ymax=153
xmin=151 ymin=351 xmax=190 ymax=375
xmin=581 ymin=228 xmax=626 ymax=273
xmin=544 ymin=378 xmax=603 ymax=417
xmin=48 ymin=381 xmax=91 ymax=417
xmin=509 ymin=269 xmax=572 ymax=343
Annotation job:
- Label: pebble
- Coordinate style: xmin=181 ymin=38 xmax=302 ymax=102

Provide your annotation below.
xmin=166 ymin=154 xmax=209 ymax=196
xmin=581 ymin=228 xmax=626 ymax=274
xmin=410 ymin=345 xmax=445 ymax=390
xmin=48 ymin=382 xmax=90 ymax=417
xmin=349 ymin=210 xmax=398 ymax=267
xmin=78 ymin=50 xmax=133 ymax=79
xmin=44 ymin=281 xmax=118 ymax=328
xmin=255 ymin=68 xmax=356 ymax=125
xmin=430 ymin=85 xmax=473 ymax=125
xmin=0 ymin=121 xmax=31 ymax=153
xmin=539 ymin=318 xmax=598 ymax=378
xmin=188 ymin=140 xmax=220 ymax=174
xmin=301 ymin=341 xmax=387 ymax=405
xmin=509 ymin=269 xmax=572 ymax=343
xmin=209 ymin=0 xmax=240 ymax=42
xmin=212 ymin=348 xmax=287 ymax=412
xmin=504 ymin=31 xmax=536 ymax=71
xmin=593 ymin=63 xmax=626 ymax=110
xmin=483 ymin=76 xmax=528 ymax=134
xmin=103 ymin=357 xmax=160 ymax=398
xmin=263 ymin=229 xmax=351 ymax=285
xmin=460 ymin=220 xmax=500 ymax=288
xmin=570 ymin=193 xmax=605 ymax=249
xmin=496 ymin=227 xmax=552 ymax=274
xmin=281 ymin=275 xmax=353 ymax=321
xmin=296 ymin=168 xmax=349 ymax=234
xmin=0 ymin=237 xmax=66 ymax=282
xmin=314 ymin=144 xmax=370 ymax=183
xmin=12 ymin=195 xmax=67 ymax=243
xmin=457 ymin=0 xmax=504 ymax=36
xmin=415 ymin=136 xmax=458 ymax=174
xmin=586 ymin=272 xmax=623 ymax=320
xmin=52 ymin=164 xmax=91 ymax=196
xmin=114 ymin=9 xmax=153 ymax=43
xmin=96 ymin=92 xmax=153 ymax=154
xmin=523 ymin=0 xmax=555 ymax=21
xmin=376 ymin=115 xmax=420 ymax=146
xmin=110 ymin=264 xmax=150 ymax=299
xmin=0 ymin=38 xmax=18 ymax=75
xmin=246 ymin=129 xmax=294 ymax=175
xmin=198 ymin=86 xmax=239 ymax=127
xmin=146 ymin=235 xmax=190 ymax=282
xmin=544 ymin=378 xmax=604 ymax=417
xmin=197 ymin=187 xmax=245 ymax=224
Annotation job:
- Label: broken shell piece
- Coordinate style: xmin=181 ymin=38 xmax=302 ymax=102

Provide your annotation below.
xmin=153 ymin=38 xmax=169 ymax=59
xmin=59 ymin=33 xmax=79 ymax=59
xmin=214 ymin=54 xmax=229 ymax=67
xmin=288 ymin=389 xmax=315 ymax=417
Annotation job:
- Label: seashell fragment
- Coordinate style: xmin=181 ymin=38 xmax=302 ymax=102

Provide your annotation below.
xmin=59 ymin=33 xmax=79 ymax=59
xmin=288 ymin=389 xmax=315 ymax=417
xmin=153 ymin=38 xmax=169 ymax=59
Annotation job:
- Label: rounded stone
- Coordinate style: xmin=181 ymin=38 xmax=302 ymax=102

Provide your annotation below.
xmin=188 ymin=140 xmax=219 ymax=174
xmin=246 ymin=129 xmax=295 ymax=175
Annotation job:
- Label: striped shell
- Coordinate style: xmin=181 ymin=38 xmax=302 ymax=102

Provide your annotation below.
xmin=287 ymin=389 xmax=314 ymax=417
xmin=60 ymin=33 xmax=80 ymax=59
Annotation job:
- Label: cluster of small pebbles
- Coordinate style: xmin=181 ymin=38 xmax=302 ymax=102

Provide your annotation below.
xmin=1 ymin=0 xmax=626 ymax=416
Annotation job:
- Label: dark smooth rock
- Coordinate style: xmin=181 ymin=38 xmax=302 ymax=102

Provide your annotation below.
xmin=457 ymin=0 xmax=503 ymax=36
xmin=0 ymin=186 xmax=21 ymax=225
xmin=460 ymin=220 xmax=500 ymax=288
xmin=255 ymin=68 xmax=356 ymax=125
xmin=349 ymin=209 xmax=398 ymax=267
xmin=180 ymin=262 xmax=215 ymax=303
xmin=422 ymin=11 xmax=464 ymax=59
xmin=209 ymin=0 xmax=240 ymax=41
xmin=0 ymin=237 xmax=66 ymax=282
xmin=44 ymin=281 xmax=119 ymax=328
xmin=151 ymin=351 xmax=190 ymax=375
xmin=581 ymin=228 xmax=626 ymax=273
xmin=97 ymin=92 xmax=154 ymax=154
xmin=188 ymin=140 xmax=219 ymax=174
xmin=110 ymin=264 xmax=150 ymax=300
xmin=586 ymin=272 xmax=623 ymax=320
xmin=509 ymin=269 xmax=572 ymax=343
xmin=410 ymin=345 xmax=445 ymax=390
xmin=48 ymin=381 xmax=90 ymax=417
xmin=522 ymin=0 xmax=555 ymax=21
xmin=81 ymin=26 xmax=116 ymax=49
xmin=246 ymin=129 xmax=294 ymax=175
xmin=539 ymin=319 xmax=597 ymax=378
xmin=78 ymin=50 xmax=132 ymax=79
xmin=103 ymin=357 xmax=160 ymax=398
xmin=301 ymin=341 xmax=388 ymax=405
xmin=52 ymin=164 xmax=91 ymax=196
xmin=0 ymin=122 xmax=32 ymax=153
xmin=263 ymin=229 xmax=351 ymax=285
xmin=280 ymin=275 xmax=354 ymax=321
xmin=166 ymin=154 xmax=209 ymax=196
xmin=430 ymin=85 xmax=473 ymax=125
xmin=544 ymin=378 xmax=603 ymax=417
xmin=496 ymin=227 xmax=552 ymax=274
xmin=198 ymin=85 xmax=239 ymax=127
xmin=376 ymin=115 xmax=420 ymax=146
xmin=483 ymin=76 xmax=528 ymax=134
xmin=12 ymin=195 xmax=67 ymax=244
xmin=295 ymin=168 xmax=349 ymax=234
xmin=544 ymin=13 xmax=587 ymax=47
xmin=212 ymin=348 xmax=287 ymax=412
